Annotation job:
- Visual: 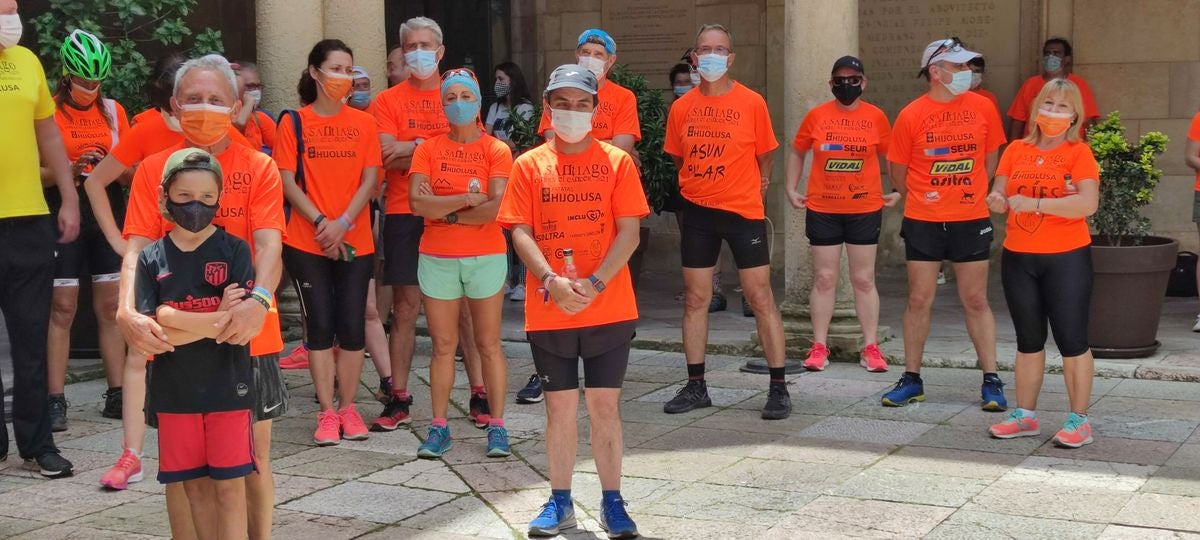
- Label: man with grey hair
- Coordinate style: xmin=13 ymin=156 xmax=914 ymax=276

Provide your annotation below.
xmin=664 ymin=24 xmax=791 ymax=420
xmin=111 ymin=53 xmax=287 ymax=540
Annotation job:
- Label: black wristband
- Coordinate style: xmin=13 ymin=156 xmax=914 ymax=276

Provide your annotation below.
xmin=314 ymin=214 xmax=327 ymax=226
xmin=249 ymin=294 xmax=272 ymax=311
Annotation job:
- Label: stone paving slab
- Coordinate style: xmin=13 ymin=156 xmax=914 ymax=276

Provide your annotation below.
xmin=926 ymin=510 xmax=1107 ymax=539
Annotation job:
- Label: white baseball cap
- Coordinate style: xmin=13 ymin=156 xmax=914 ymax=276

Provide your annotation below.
xmin=921 ymin=38 xmax=980 ymax=68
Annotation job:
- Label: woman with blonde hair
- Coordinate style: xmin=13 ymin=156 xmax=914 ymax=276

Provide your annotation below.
xmin=985 ymin=78 xmax=1100 ymax=448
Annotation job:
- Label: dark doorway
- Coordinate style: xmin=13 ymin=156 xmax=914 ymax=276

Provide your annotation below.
xmin=385 ymin=0 xmax=511 ymax=104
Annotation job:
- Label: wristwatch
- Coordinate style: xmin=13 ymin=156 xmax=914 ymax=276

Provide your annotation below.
xmin=588 ymin=275 xmax=606 ymax=293
xmin=445 ymin=212 xmax=459 ymax=225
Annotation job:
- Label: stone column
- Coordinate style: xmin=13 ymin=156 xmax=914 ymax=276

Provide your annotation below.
xmin=256 ymin=0 xmax=323 ymax=113
xmin=780 ymin=0 xmax=882 ymax=361
xmin=323 ymin=0 xmax=388 ymax=96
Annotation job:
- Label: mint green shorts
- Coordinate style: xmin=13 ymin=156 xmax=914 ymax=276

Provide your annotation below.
xmin=417 ymin=253 xmax=507 ymax=300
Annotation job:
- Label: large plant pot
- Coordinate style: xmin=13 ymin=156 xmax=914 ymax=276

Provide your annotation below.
xmin=1088 ymin=235 xmax=1178 ymax=358
xmin=626 ymin=226 xmax=651 ymax=293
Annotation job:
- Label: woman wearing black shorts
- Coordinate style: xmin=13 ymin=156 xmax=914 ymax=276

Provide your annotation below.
xmin=986 ymin=78 xmax=1100 ymax=448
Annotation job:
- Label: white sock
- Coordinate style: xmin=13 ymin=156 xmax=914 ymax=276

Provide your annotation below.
xmin=127 ymin=448 xmax=142 ymax=458
xmin=1017 ymin=408 xmax=1036 ymax=419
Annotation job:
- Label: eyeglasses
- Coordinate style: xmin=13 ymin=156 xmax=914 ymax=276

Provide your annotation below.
xmin=244 ymin=83 xmax=265 ymax=91
xmin=695 ymin=46 xmax=732 ymax=56
xmin=441 ymin=68 xmax=478 ymax=82
xmin=925 ymin=37 xmax=963 ymax=68
xmin=832 ymin=76 xmax=863 ymax=86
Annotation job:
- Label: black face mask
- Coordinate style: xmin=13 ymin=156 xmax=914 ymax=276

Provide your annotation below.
xmin=166 ymin=200 xmax=219 ymax=233
xmin=832 ymin=83 xmax=863 ymax=106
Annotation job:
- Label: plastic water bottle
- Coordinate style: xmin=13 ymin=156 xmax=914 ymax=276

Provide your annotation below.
xmin=562 ymin=248 xmax=577 ymax=280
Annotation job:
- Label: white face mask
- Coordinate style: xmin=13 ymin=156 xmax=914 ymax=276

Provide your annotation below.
xmin=161 ymin=109 xmax=182 ymax=132
xmin=689 ymin=70 xmax=700 ymax=86
xmin=405 ymin=49 xmax=438 ymax=80
xmin=577 ymin=56 xmax=607 ymax=80
xmin=244 ymin=89 xmax=262 ymax=103
xmin=970 ymin=72 xmax=983 ymax=90
xmin=941 ymin=68 xmax=973 ymax=96
xmin=550 ymin=108 xmax=594 ymax=144
xmin=0 ymin=14 xmax=22 ymax=49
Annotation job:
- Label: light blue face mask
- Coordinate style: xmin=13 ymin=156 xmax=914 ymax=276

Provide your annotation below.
xmin=673 ymin=85 xmax=691 ymax=97
xmin=405 ymin=49 xmax=438 ymax=79
xmin=697 ymin=54 xmax=728 ymax=82
xmin=445 ymin=99 xmax=480 ymax=126
xmin=942 ymin=68 xmax=973 ymax=96
xmin=349 ymin=90 xmax=370 ymax=108
xmin=1043 ymin=54 xmax=1063 ymax=74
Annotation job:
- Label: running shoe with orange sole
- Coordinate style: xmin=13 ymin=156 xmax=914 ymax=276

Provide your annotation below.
xmin=314 ymin=409 xmax=341 ymax=446
xmin=803 ymin=342 xmax=830 ymax=371
xmin=989 ymin=409 xmax=1041 ymax=439
xmin=1052 ymin=413 xmax=1094 ymax=448
xmin=99 ymin=449 xmax=143 ymax=490
xmin=338 ymin=404 xmax=370 ymax=441
xmin=860 ymin=343 xmax=889 ymax=373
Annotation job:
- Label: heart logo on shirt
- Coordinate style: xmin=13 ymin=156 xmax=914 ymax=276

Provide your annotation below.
xmin=1015 ymin=211 xmax=1043 ymax=234
xmin=586 ymin=210 xmax=602 ymax=222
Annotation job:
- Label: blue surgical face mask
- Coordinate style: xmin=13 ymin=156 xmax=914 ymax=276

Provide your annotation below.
xmin=445 ymin=99 xmax=480 ymax=126
xmin=942 ymin=68 xmax=973 ymax=96
xmin=1043 ymin=54 xmax=1063 ymax=74
xmin=349 ymin=90 xmax=371 ymax=108
xmin=673 ymin=85 xmax=691 ymax=97
xmin=405 ymin=49 xmax=438 ymax=79
xmin=697 ymin=54 xmax=729 ymax=82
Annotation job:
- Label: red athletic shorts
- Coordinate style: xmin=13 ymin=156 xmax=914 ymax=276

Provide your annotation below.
xmin=156 ymin=410 xmax=255 ymax=483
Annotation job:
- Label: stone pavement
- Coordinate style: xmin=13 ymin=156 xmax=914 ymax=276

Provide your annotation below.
xmin=3 ymin=336 xmax=1200 ymax=538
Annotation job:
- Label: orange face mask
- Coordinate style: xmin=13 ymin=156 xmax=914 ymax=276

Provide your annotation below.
xmin=1036 ymin=110 xmax=1074 ymax=138
xmin=70 ymin=81 xmax=99 ymax=107
xmin=319 ymin=69 xmax=354 ymax=101
xmin=178 ymin=103 xmax=233 ymax=146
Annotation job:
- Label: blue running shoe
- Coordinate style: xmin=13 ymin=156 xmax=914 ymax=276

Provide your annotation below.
xmin=417 ymin=426 xmax=452 ymax=459
xmin=881 ymin=373 xmax=925 ymax=407
xmin=486 ymin=425 xmax=511 ymax=457
xmin=981 ymin=374 xmax=1008 ymax=412
xmin=528 ymin=498 xmax=576 ymax=537
xmin=600 ymin=495 xmax=639 ymax=539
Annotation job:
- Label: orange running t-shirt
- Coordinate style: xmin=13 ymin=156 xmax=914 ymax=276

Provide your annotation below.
xmin=1188 ymin=112 xmax=1200 ymax=191
xmin=275 ymin=105 xmax=382 ymax=256
xmin=131 ymin=108 xmax=157 ymax=126
xmin=792 ymin=100 xmax=892 ymax=214
xmin=122 ymin=142 xmax=287 ymax=356
xmin=972 ymin=88 xmax=1001 ymax=114
xmin=537 ymin=80 xmax=641 ymax=141
xmin=496 ymin=141 xmax=649 ymax=332
xmin=664 ymin=82 xmax=778 ymax=220
xmin=409 ymin=134 xmax=513 ymax=257
xmin=997 ymin=140 xmax=1100 ymax=254
xmin=242 ymin=110 xmax=277 ymax=153
xmin=54 ymin=98 xmax=130 ymax=176
xmin=888 ymin=92 xmax=1006 ymax=222
xmin=369 ymin=81 xmax=449 ymax=215
xmin=1008 ymin=74 xmax=1100 ymax=138
xmin=110 ymin=109 xmax=253 ymax=167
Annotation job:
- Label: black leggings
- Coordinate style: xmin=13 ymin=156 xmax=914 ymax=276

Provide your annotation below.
xmin=1001 ymin=247 xmax=1092 ymax=357
xmin=283 ymin=246 xmax=375 ymax=351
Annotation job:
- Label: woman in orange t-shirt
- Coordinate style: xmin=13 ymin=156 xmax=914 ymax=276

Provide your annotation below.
xmin=986 ymin=79 xmax=1100 ymax=449
xmin=275 ymin=40 xmax=382 ymax=445
xmin=42 ymin=30 xmax=131 ymax=429
xmin=785 ymin=56 xmax=899 ymax=375
xmin=406 ymin=68 xmax=515 ymax=458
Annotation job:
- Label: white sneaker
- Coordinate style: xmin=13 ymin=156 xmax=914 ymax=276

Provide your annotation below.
xmin=503 ymin=283 xmax=511 ymax=296
xmin=1192 ymin=314 xmax=1200 ymax=332
xmin=510 ymin=284 xmax=526 ymax=301
xmin=936 ymin=272 xmax=947 ymax=285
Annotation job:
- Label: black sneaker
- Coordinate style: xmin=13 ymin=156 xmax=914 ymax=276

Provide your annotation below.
xmin=762 ymin=384 xmax=792 ymax=420
xmin=663 ymin=380 xmax=712 ymax=414
xmin=516 ymin=374 xmax=544 ymax=404
xmin=708 ymin=292 xmax=727 ymax=313
xmin=469 ymin=392 xmax=491 ymax=428
xmin=48 ymin=394 xmax=68 ymax=432
xmin=742 ymin=296 xmax=754 ymax=317
xmin=24 ymin=452 xmax=73 ymax=478
xmin=101 ymin=388 xmax=122 ymax=420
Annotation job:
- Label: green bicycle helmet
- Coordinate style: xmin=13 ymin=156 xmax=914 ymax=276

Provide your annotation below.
xmin=60 ymin=29 xmax=112 ymax=81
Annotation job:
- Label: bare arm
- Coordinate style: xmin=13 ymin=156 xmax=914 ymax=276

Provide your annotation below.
xmin=117 ymin=235 xmax=173 ymax=354
xmin=1185 ymin=138 xmax=1200 ymax=172
xmin=250 ymin=229 xmax=283 ymax=293
xmin=380 ymin=133 xmax=416 ymax=171
xmin=408 ymin=172 xmax=477 ymax=219
xmin=511 ymin=223 xmax=591 ymax=314
xmin=784 ymin=147 xmax=806 ymax=209
xmin=155 ymin=306 xmax=231 ymax=339
xmin=84 ymin=154 xmax=134 ymax=254
xmin=1027 ymin=179 xmax=1100 ymax=218
xmin=587 ymin=216 xmax=641 ymax=286
xmin=280 ymin=169 xmax=324 ymax=225
xmin=757 ymin=151 xmax=774 ymax=199
xmin=888 ymin=162 xmax=909 ymax=196
xmin=985 ymin=150 xmax=999 ymax=187
xmin=456 ymin=178 xmax=507 ymax=225
xmin=163 ymin=327 xmax=206 ymax=346
xmin=35 ymin=117 xmax=80 ymax=243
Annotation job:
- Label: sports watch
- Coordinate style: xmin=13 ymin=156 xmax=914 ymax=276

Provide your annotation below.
xmin=588 ymin=275 xmax=606 ymax=293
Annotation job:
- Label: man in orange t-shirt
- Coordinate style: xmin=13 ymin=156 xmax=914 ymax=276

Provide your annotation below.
xmin=1187 ymin=112 xmax=1200 ymax=330
xmin=1008 ymin=38 xmax=1100 ymax=140
xmin=663 ymin=24 xmax=790 ymax=421
xmin=109 ymin=55 xmax=285 ymax=540
xmin=497 ymin=64 xmax=648 ymax=537
xmin=536 ymin=29 xmax=641 ymax=160
xmin=884 ymin=38 xmax=1007 ymax=411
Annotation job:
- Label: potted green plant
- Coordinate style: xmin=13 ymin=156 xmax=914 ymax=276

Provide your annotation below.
xmin=1086 ymin=112 xmax=1176 ymax=358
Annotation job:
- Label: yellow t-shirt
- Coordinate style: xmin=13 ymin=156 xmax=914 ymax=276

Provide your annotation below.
xmin=0 ymin=45 xmax=55 ymax=218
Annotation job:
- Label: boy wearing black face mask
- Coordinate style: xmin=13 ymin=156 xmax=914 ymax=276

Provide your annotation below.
xmin=134 ymin=148 xmax=257 ymax=538
xmin=785 ymin=56 xmax=898 ymax=373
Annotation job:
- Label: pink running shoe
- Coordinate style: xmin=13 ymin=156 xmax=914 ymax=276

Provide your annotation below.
xmin=989 ymin=410 xmax=1041 ymax=439
xmin=1053 ymin=413 xmax=1094 ymax=448
xmin=314 ymin=409 xmax=341 ymax=446
xmin=100 ymin=449 xmax=143 ymax=490
xmin=803 ymin=343 xmax=830 ymax=371
xmin=280 ymin=344 xmax=309 ymax=370
xmin=860 ymin=343 xmax=889 ymax=373
xmin=338 ymin=404 xmax=370 ymax=441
